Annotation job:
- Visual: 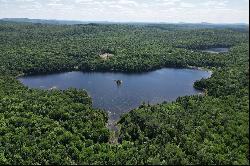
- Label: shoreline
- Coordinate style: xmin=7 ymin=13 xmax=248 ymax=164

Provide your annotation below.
xmin=16 ymin=65 xmax=213 ymax=78
xmin=16 ymin=66 xmax=213 ymax=134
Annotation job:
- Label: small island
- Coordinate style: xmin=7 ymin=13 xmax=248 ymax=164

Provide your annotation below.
xmin=115 ymin=80 xmax=122 ymax=85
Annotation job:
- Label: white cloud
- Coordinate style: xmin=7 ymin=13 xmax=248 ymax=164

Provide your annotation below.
xmin=75 ymin=0 xmax=93 ymax=3
xmin=47 ymin=3 xmax=63 ymax=6
xmin=0 ymin=0 xmax=249 ymax=23
xmin=201 ymin=0 xmax=228 ymax=7
xmin=118 ymin=0 xmax=138 ymax=7
xmin=180 ymin=2 xmax=196 ymax=8
xmin=16 ymin=0 xmax=35 ymax=2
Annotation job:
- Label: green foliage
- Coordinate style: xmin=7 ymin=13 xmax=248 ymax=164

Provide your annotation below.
xmin=0 ymin=22 xmax=248 ymax=75
xmin=0 ymin=22 xmax=249 ymax=165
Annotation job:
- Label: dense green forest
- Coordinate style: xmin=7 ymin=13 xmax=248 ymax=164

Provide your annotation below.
xmin=0 ymin=21 xmax=249 ymax=165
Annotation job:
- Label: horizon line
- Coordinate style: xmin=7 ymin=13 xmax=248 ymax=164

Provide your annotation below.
xmin=1 ymin=17 xmax=249 ymax=25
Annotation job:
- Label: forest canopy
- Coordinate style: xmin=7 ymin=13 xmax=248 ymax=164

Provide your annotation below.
xmin=0 ymin=22 xmax=249 ymax=165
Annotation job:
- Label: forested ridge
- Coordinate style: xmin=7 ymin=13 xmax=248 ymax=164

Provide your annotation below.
xmin=0 ymin=21 xmax=249 ymax=165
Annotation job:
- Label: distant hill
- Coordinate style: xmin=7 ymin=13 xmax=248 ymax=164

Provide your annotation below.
xmin=0 ymin=18 xmax=248 ymax=30
xmin=146 ymin=23 xmax=249 ymax=32
xmin=0 ymin=18 xmax=111 ymax=25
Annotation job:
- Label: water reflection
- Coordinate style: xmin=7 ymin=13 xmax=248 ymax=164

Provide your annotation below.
xmin=18 ymin=68 xmax=211 ymax=120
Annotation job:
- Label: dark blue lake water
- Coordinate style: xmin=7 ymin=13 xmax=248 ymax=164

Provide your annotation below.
xmin=18 ymin=68 xmax=211 ymax=120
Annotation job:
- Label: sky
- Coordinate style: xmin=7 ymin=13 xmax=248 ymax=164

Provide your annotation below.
xmin=0 ymin=0 xmax=249 ymax=23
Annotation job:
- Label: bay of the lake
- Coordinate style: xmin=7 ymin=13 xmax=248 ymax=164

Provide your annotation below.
xmin=18 ymin=68 xmax=211 ymax=120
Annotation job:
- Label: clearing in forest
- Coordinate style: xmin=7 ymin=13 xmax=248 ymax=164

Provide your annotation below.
xmin=99 ymin=53 xmax=114 ymax=60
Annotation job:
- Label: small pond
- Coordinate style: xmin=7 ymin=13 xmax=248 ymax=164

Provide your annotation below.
xmin=18 ymin=68 xmax=211 ymax=121
xmin=202 ymin=47 xmax=229 ymax=53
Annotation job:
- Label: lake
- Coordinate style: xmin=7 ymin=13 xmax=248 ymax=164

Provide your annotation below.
xmin=202 ymin=47 xmax=229 ymax=53
xmin=18 ymin=68 xmax=211 ymax=121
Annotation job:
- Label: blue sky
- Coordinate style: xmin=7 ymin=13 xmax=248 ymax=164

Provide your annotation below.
xmin=0 ymin=0 xmax=249 ymax=23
